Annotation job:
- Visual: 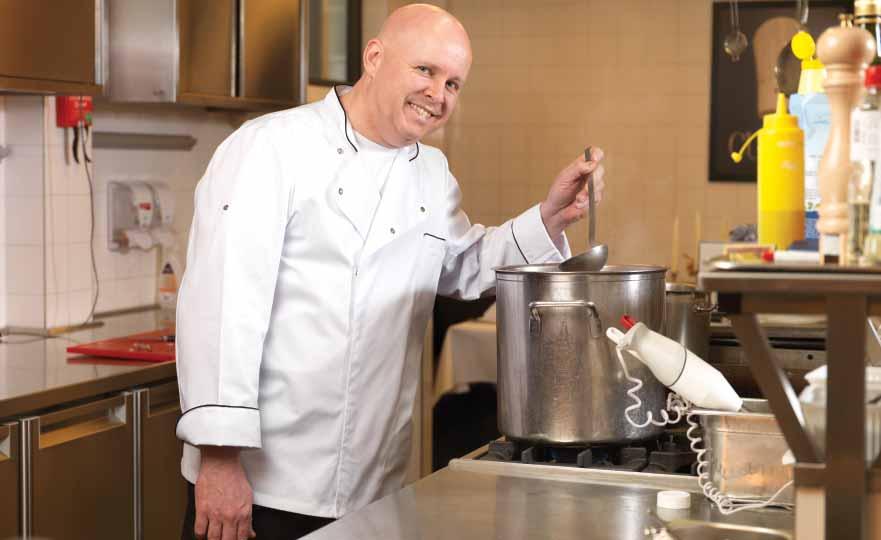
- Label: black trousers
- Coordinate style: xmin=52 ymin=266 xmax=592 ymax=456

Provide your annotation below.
xmin=182 ymin=483 xmax=335 ymax=540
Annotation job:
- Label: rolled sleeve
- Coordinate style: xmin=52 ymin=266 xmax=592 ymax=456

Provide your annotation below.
xmin=176 ymin=405 xmax=261 ymax=448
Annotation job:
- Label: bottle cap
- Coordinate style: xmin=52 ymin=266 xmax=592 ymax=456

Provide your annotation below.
xmin=856 ymin=0 xmax=881 ymax=18
xmin=620 ymin=315 xmax=637 ymax=329
xmin=867 ymin=65 xmax=881 ymax=88
xmin=792 ymin=31 xmax=816 ymax=61
xmin=657 ymin=490 xmax=691 ymax=510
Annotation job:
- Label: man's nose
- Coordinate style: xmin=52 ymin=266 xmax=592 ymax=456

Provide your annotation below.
xmin=424 ymin=77 xmax=445 ymax=103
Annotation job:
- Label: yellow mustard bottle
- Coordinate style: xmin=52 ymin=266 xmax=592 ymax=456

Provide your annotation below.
xmin=732 ymin=93 xmax=805 ymax=250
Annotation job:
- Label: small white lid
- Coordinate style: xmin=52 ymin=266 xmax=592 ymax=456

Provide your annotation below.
xmin=657 ymin=490 xmax=691 ymax=510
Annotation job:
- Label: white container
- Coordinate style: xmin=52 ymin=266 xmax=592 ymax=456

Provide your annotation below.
xmin=798 ymin=365 xmax=881 ymax=464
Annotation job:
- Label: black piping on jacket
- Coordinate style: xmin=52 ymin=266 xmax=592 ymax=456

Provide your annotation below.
xmin=333 ymin=85 xmax=420 ymax=162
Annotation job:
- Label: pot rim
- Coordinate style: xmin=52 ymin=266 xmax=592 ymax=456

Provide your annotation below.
xmin=495 ymin=263 xmax=667 ymax=276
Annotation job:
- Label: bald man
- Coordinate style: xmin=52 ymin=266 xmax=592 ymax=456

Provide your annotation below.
xmin=175 ymin=5 xmax=605 ymax=540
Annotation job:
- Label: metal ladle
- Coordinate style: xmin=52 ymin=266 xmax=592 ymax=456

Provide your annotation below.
xmin=724 ymin=0 xmax=748 ymax=62
xmin=559 ymin=148 xmax=608 ymax=272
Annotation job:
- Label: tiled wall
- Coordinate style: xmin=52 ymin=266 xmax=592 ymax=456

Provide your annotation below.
xmin=0 ymin=96 xmax=236 ymax=329
xmin=88 ymin=103 xmax=236 ymax=321
xmin=0 ymin=97 xmax=6 ymax=327
xmin=439 ymin=0 xmax=757 ymax=279
xmin=2 ymin=97 xmax=46 ymax=329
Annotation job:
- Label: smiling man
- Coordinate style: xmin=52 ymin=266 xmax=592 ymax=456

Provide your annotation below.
xmin=175 ymin=4 xmax=605 ymax=540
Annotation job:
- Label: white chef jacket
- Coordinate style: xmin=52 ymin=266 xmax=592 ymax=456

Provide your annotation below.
xmin=176 ymin=87 xmax=571 ymax=518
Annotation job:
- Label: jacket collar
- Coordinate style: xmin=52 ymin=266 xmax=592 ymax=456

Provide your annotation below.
xmin=322 ymin=86 xmax=420 ymax=162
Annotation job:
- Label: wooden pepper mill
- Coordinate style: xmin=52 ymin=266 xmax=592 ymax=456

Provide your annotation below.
xmin=816 ymin=17 xmax=876 ymax=263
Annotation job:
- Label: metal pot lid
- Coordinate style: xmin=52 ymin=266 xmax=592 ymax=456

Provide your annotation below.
xmin=495 ymin=263 xmax=666 ymax=275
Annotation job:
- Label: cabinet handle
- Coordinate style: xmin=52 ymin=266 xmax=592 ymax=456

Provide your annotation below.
xmin=299 ymin=0 xmax=309 ymax=104
xmin=238 ymin=0 xmax=246 ymax=97
xmin=140 ymin=381 xmax=181 ymax=418
xmin=230 ymin=0 xmax=238 ymax=97
xmin=27 ymin=394 xmax=129 ymax=449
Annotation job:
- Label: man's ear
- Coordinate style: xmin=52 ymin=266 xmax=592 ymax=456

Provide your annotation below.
xmin=362 ymin=38 xmax=383 ymax=79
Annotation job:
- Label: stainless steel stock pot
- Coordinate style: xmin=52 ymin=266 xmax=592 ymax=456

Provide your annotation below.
xmin=495 ymin=264 xmax=667 ymax=444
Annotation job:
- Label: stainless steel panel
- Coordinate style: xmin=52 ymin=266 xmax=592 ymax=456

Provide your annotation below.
xmin=495 ymin=264 xmax=667 ymax=444
xmin=0 ymin=422 xmax=19 ymax=538
xmin=27 ymin=394 xmax=134 ymax=540
xmin=240 ymin=0 xmax=304 ymax=104
xmin=0 ymin=0 xmax=97 ymax=84
xmin=178 ymin=0 xmax=235 ymax=98
xmin=105 ymin=0 xmax=177 ymax=102
xmin=303 ymin=467 xmax=794 ymax=540
xmin=138 ymin=383 xmax=186 ymax=540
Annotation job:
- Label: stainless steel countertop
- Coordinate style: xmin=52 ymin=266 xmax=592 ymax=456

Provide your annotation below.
xmin=304 ymin=459 xmax=794 ymax=540
xmin=0 ymin=309 xmax=176 ymax=420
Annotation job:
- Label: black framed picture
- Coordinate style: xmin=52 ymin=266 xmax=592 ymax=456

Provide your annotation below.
xmin=709 ymin=0 xmax=852 ymax=182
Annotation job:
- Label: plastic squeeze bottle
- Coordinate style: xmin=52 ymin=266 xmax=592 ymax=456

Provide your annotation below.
xmin=789 ymin=30 xmax=829 ymax=242
xmin=732 ymin=94 xmax=805 ymax=250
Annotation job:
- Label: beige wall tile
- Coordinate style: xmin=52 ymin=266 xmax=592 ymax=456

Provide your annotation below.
xmin=6 ymin=294 xmax=44 ymax=327
xmin=45 ymin=244 xmax=69 ymax=295
xmin=453 ymin=2 xmax=503 ymax=37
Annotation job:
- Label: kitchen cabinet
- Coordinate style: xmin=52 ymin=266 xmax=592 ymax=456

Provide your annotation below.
xmin=105 ymin=0 xmax=307 ymax=110
xmin=0 ymin=423 xmax=20 ymax=538
xmin=0 ymin=0 xmax=104 ymax=94
xmin=136 ymin=383 xmax=187 ymax=540
xmin=21 ymin=394 xmax=133 ymax=540
xmin=239 ymin=0 xmax=306 ymax=104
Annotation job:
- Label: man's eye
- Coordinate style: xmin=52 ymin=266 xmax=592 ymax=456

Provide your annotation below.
xmin=416 ymin=66 xmax=431 ymax=75
xmin=446 ymin=81 xmax=460 ymax=91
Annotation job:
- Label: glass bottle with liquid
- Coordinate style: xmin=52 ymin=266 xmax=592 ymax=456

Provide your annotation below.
xmin=849 ymin=65 xmax=881 ymax=265
xmin=856 ymin=0 xmax=881 ymax=64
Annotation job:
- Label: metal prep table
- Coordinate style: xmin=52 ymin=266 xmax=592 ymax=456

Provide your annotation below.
xmin=302 ymin=445 xmax=793 ymax=540
xmin=700 ymin=265 xmax=881 ymax=540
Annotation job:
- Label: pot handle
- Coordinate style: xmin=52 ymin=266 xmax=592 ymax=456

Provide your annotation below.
xmin=692 ymin=302 xmax=717 ymax=313
xmin=528 ymin=300 xmax=603 ymax=338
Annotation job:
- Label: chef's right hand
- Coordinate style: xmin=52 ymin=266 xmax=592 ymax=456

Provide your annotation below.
xmin=195 ymin=446 xmax=256 ymax=540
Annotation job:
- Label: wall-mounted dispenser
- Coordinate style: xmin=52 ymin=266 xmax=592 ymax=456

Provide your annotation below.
xmin=107 ymin=180 xmax=175 ymax=251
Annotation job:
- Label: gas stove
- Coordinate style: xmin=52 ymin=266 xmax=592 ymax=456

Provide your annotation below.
xmin=479 ymin=430 xmax=697 ymax=475
xmin=450 ymin=430 xmax=701 ymax=493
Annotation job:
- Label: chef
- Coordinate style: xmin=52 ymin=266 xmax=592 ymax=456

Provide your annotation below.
xmin=176 ymin=4 xmax=606 ymax=540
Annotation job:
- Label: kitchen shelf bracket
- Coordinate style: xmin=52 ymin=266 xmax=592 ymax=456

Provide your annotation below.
xmin=92 ymin=132 xmax=197 ymax=151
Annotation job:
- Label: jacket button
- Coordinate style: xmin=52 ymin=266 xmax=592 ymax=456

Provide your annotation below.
xmin=419 ymin=206 xmax=425 ymax=213
xmin=390 ymin=227 xmax=396 ymax=234
xmin=337 ymin=148 xmax=344 ymax=154
xmin=338 ymin=188 xmax=344 ymax=195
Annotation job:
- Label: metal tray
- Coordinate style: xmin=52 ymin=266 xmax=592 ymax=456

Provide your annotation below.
xmin=691 ymin=399 xmax=793 ymax=504
xmin=711 ymin=260 xmax=881 ymax=274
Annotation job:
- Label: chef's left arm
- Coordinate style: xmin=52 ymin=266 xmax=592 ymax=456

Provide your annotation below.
xmin=437 ymin=148 xmax=605 ymax=299
xmin=175 ymin=123 xmax=292 ymax=449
